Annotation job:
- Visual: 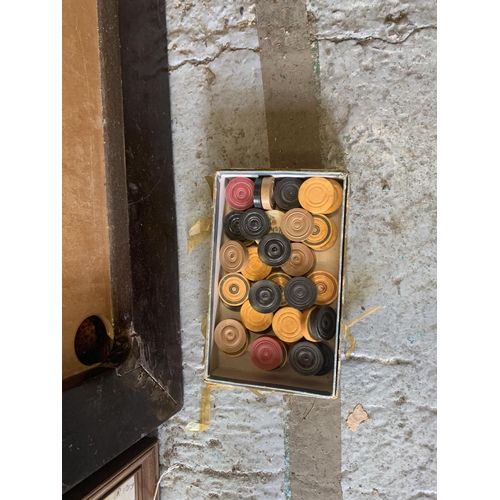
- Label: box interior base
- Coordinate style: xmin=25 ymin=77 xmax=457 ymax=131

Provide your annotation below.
xmin=206 ymin=171 xmax=348 ymax=398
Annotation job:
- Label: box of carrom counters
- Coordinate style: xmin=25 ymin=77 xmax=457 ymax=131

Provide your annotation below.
xmin=204 ymin=170 xmax=349 ymax=398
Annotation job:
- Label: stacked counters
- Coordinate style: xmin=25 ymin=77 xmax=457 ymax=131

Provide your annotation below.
xmin=215 ymin=175 xmax=343 ymax=377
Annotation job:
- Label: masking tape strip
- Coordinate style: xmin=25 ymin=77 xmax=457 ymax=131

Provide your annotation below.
xmin=341 ymin=306 xmax=385 ymax=358
xmin=248 ymin=388 xmax=266 ymax=398
xmin=342 ymin=324 xmax=357 ymax=359
xmin=205 ymin=175 xmax=214 ymax=193
xmin=185 ymin=384 xmax=214 ymax=432
xmin=200 ymin=318 xmax=207 ymax=366
xmin=187 ymin=217 xmax=213 ymax=254
xmin=186 ymin=175 xmax=215 ymax=255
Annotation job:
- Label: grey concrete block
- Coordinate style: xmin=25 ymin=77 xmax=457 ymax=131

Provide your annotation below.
xmin=158 ymin=1 xmax=436 ymax=498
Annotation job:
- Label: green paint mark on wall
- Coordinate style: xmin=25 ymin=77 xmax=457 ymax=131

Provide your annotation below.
xmin=310 ymin=41 xmax=322 ymax=109
xmin=407 ymin=332 xmax=422 ymax=344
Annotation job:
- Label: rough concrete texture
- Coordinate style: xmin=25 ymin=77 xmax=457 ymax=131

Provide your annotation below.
xmin=158 ymin=1 xmax=436 ymax=499
xmin=307 ymin=2 xmax=437 ymax=498
xmin=287 ymin=396 xmax=342 ymax=498
xmin=157 ymin=4 xmax=284 ymax=499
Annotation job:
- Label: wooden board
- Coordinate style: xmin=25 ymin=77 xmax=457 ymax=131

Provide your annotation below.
xmin=62 ymin=0 xmax=113 ymax=379
xmin=62 ymin=0 xmax=183 ymax=493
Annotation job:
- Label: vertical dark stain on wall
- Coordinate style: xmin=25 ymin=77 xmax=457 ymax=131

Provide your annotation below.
xmin=254 ymin=0 xmax=343 ymax=498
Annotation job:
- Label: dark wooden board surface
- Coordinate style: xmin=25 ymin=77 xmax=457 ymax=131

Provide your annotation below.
xmin=62 ymin=0 xmax=183 ymax=493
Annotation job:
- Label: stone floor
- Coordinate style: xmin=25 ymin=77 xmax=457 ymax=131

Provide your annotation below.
xmin=157 ymin=1 xmax=436 ymax=499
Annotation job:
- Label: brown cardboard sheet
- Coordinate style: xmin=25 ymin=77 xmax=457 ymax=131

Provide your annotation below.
xmin=62 ymin=0 xmax=113 ymax=379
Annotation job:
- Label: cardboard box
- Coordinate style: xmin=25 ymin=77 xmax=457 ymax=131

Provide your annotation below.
xmin=204 ymin=170 xmax=349 ymax=398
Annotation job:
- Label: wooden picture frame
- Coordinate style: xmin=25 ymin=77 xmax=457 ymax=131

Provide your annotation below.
xmin=63 ymin=438 xmax=159 ymax=500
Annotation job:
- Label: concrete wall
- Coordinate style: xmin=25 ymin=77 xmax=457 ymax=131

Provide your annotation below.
xmin=158 ymin=1 xmax=436 ymax=499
